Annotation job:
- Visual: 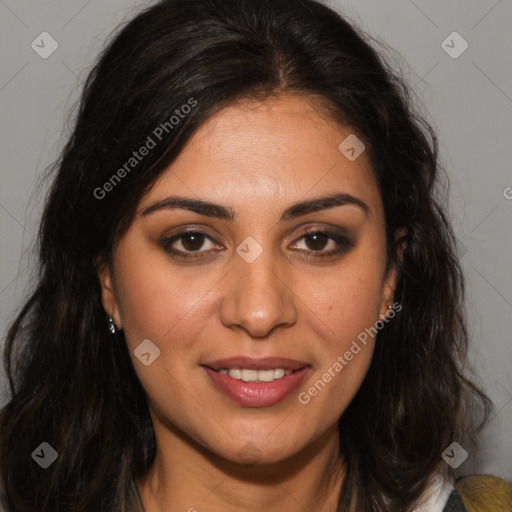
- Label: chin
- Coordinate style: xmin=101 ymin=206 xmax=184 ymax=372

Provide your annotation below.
xmin=213 ymin=433 xmax=306 ymax=466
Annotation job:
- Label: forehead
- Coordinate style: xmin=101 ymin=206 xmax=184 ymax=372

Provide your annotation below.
xmin=141 ymin=94 xmax=381 ymax=218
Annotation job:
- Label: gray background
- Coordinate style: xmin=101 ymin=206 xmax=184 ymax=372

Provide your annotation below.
xmin=1 ymin=0 xmax=511 ymax=492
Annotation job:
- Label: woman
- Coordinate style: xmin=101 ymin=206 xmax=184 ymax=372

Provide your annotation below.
xmin=1 ymin=0 xmax=510 ymax=510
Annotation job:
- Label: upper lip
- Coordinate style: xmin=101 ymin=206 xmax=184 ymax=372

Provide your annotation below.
xmin=203 ymin=357 xmax=308 ymax=371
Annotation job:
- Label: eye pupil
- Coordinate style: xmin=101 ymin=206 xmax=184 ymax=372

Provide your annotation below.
xmin=182 ymin=233 xmax=204 ymax=251
xmin=305 ymin=232 xmax=328 ymax=251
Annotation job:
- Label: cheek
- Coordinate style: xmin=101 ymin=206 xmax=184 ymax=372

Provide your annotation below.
xmin=312 ymin=259 xmax=385 ymax=349
xmin=114 ymin=250 xmax=218 ymax=353
xmin=114 ymin=256 xmax=215 ymax=417
xmin=298 ymin=247 xmax=386 ymax=408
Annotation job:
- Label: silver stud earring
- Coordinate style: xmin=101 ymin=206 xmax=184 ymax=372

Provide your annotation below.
xmin=108 ymin=315 xmax=117 ymax=334
xmin=381 ymin=304 xmax=393 ymax=319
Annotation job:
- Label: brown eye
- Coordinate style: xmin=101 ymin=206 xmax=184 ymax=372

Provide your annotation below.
xmin=180 ymin=232 xmax=206 ymax=251
xmin=161 ymin=230 xmax=220 ymax=259
xmin=303 ymin=232 xmax=330 ymax=251
xmin=290 ymin=230 xmax=355 ymax=258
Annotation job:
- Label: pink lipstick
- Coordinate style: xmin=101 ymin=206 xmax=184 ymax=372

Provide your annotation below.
xmin=202 ymin=357 xmax=310 ymax=407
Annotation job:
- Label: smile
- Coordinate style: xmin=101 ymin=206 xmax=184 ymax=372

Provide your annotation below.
xmin=215 ymin=368 xmax=293 ymax=382
xmin=201 ymin=357 xmax=310 ymax=407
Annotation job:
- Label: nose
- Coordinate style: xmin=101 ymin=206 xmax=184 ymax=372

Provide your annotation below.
xmin=219 ymin=247 xmax=298 ymax=338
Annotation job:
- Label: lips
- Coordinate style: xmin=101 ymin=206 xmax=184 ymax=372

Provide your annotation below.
xmin=201 ymin=356 xmax=310 ymax=407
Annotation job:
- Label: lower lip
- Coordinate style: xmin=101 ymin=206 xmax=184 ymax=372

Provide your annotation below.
xmin=203 ymin=366 xmax=310 ymax=407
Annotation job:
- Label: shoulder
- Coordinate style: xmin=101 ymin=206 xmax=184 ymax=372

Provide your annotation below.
xmin=443 ymin=475 xmax=512 ymax=512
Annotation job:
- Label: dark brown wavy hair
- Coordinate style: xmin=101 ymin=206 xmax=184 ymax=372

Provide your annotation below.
xmin=0 ymin=0 xmax=490 ymax=510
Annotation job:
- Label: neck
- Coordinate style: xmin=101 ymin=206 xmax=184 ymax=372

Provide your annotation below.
xmin=136 ymin=423 xmax=344 ymax=512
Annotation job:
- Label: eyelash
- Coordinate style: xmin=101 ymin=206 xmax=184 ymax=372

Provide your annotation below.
xmin=161 ymin=229 xmax=355 ymax=261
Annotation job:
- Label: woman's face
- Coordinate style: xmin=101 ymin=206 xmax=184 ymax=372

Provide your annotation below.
xmin=98 ymin=94 xmax=399 ymax=464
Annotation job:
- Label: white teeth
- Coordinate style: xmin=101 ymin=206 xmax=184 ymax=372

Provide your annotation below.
xmin=220 ymin=368 xmax=294 ymax=382
xmin=273 ymin=368 xmax=285 ymax=379
xmin=228 ymin=369 xmax=241 ymax=379
xmin=240 ymin=369 xmax=258 ymax=382
xmin=258 ymin=369 xmax=275 ymax=382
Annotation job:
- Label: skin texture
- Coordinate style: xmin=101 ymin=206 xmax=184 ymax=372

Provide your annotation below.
xmin=97 ymin=94 xmax=403 ymax=512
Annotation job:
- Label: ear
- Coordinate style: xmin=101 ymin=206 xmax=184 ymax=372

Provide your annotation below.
xmin=95 ymin=255 xmax=122 ymax=330
xmin=379 ymin=227 xmax=408 ymax=319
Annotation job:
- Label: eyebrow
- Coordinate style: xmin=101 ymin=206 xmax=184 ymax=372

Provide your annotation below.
xmin=140 ymin=192 xmax=369 ymax=221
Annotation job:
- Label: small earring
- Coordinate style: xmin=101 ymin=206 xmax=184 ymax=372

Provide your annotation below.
xmin=108 ymin=315 xmax=117 ymax=334
xmin=380 ymin=304 xmax=393 ymax=319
